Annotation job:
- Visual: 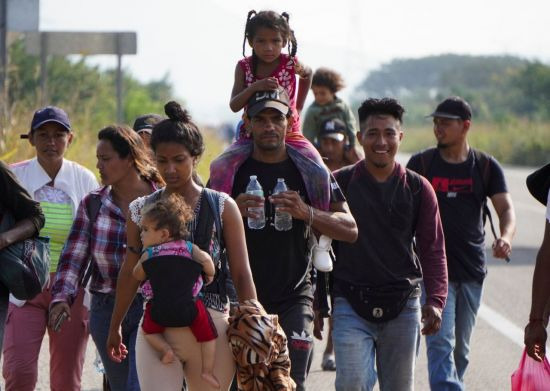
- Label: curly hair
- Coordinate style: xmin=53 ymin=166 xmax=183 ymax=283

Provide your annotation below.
xmin=358 ymin=98 xmax=405 ymax=123
xmin=141 ymin=193 xmax=192 ymax=240
xmin=311 ymin=68 xmax=345 ymax=93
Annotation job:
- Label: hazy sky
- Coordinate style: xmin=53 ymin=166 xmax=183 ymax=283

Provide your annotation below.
xmin=38 ymin=0 xmax=550 ymax=125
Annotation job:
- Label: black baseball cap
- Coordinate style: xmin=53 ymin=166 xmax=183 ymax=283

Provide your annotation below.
xmin=319 ymin=118 xmax=346 ymax=142
xmin=429 ymin=97 xmax=472 ymax=120
xmin=247 ymin=88 xmax=290 ymax=118
xmin=133 ymin=114 xmax=163 ymax=134
xmin=21 ymin=106 xmax=71 ymax=139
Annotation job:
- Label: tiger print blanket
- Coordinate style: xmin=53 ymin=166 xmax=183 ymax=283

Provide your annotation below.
xmin=227 ymin=299 xmax=296 ymax=391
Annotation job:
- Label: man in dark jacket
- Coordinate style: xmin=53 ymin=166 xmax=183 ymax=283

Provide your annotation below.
xmin=332 ymin=98 xmax=448 ymax=391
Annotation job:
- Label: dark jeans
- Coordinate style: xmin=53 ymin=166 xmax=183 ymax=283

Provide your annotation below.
xmin=266 ymin=300 xmax=315 ymax=391
xmin=89 ymin=292 xmax=144 ymax=391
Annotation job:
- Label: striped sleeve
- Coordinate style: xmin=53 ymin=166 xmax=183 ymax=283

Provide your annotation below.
xmin=50 ymin=198 xmax=92 ymax=305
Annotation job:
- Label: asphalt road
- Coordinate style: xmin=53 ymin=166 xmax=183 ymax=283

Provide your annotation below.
xmin=1 ymin=154 xmax=546 ymax=390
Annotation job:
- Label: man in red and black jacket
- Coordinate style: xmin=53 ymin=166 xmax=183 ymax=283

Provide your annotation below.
xmin=331 ymin=98 xmax=448 ymax=391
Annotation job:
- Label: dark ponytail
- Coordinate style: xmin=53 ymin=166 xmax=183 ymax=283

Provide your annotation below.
xmin=280 ymin=12 xmax=297 ymax=59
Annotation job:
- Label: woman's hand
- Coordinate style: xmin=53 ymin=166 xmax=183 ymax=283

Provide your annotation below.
xmin=106 ymin=326 xmax=128 ymax=363
xmin=48 ymin=301 xmax=71 ymax=330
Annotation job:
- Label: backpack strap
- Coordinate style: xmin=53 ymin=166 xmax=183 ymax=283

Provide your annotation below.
xmin=405 ymin=169 xmax=424 ymax=232
xmin=472 ymin=149 xmax=492 ymax=198
xmin=470 ymin=149 xmax=500 ymax=243
xmin=86 ymin=193 xmax=102 ymax=223
xmin=334 ymin=163 xmax=358 ymax=197
xmin=418 ymin=147 xmax=438 ymax=177
xmin=196 ymin=188 xmax=230 ymax=302
xmin=203 ymin=188 xmax=224 ymax=248
xmin=79 ymin=193 xmax=103 ymax=288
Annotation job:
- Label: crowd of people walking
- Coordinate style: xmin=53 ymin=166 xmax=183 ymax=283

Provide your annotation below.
xmin=1 ymin=8 xmax=549 ymax=391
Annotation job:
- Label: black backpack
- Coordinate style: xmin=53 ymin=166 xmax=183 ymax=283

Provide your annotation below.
xmin=526 ymin=162 xmax=550 ymax=206
xmin=413 ymin=147 xmax=500 ymax=243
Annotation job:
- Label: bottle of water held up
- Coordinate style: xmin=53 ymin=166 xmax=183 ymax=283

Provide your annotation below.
xmin=273 ymin=178 xmax=292 ymax=231
xmin=246 ymin=175 xmax=265 ymax=229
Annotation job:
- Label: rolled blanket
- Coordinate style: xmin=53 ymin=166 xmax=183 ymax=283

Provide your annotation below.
xmin=227 ymin=299 xmax=296 ymax=391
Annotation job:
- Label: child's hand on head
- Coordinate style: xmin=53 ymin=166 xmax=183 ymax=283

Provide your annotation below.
xmin=253 ymin=77 xmax=279 ymax=92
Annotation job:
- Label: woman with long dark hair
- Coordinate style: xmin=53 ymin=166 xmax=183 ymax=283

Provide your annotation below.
xmin=107 ymin=102 xmax=257 ymax=390
xmin=49 ymin=125 xmax=163 ymax=390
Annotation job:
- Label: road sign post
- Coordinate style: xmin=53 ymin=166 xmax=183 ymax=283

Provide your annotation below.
xmin=1 ymin=0 xmax=8 ymax=125
xmin=25 ymin=31 xmax=137 ymax=122
xmin=1 ymin=0 xmax=39 ymax=125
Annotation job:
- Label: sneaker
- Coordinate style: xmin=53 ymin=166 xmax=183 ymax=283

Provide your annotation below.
xmin=312 ymin=235 xmax=333 ymax=272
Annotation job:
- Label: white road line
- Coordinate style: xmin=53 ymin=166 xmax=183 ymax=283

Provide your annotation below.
xmin=478 ymin=303 xmax=524 ymax=348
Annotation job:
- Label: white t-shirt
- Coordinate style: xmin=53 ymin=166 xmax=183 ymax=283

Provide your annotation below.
xmin=546 ymin=189 xmax=550 ymax=223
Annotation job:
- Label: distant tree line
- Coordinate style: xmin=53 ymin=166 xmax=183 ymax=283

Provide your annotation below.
xmin=354 ymin=54 xmax=550 ymax=124
xmin=6 ymin=37 xmax=173 ymax=132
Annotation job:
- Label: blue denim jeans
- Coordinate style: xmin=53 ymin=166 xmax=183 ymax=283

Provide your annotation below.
xmin=332 ymin=295 xmax=421 ymax=391
xmin=89 ymin=292 xmax=144 ymax=391
xmin=424 ymin=280 xmax=483 ymax=391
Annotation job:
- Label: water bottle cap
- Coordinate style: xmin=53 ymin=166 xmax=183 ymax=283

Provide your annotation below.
xmin=250 ymin=175 xmax=257 ymax=180
xmin=277 ymin=178 xmax=284 ymax=182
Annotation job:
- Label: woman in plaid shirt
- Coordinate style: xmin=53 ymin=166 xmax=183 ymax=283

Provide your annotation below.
xmin=49 ymin=125 xmax=163 ymax=391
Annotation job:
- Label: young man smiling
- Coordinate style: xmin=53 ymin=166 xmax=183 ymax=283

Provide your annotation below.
xmin=331 ymin=98 xmax=447 ymax=391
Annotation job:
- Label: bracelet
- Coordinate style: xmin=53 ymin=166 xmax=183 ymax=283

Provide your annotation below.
xmin=307 ymin=205 xmax=314 ymax=228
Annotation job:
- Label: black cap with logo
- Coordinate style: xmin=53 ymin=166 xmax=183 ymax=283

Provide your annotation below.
xmin=429 ymin=96 xmax=472 ymax=120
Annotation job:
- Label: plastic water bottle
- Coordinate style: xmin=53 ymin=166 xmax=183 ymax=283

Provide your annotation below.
xmin=273 ymin=178 xmax=292 ymax=231
xmin=246 ymin=175 xmax=265 ymax=229
xmin=93 ymin=349 xmax=106 ymax=374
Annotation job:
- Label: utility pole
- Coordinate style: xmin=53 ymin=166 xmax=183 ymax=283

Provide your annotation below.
xmin=1 ymin=0 xmax=8 ymax=124
xmin=40 ymin=32 xmax=48 ymax=106
xmin=116 ymin=33 xmax=122 ymax=123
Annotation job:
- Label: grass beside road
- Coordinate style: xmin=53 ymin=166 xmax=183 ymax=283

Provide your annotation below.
xmin=401 ymin=120 xmax=550 ymax=167
xmin=2 ymin=114 xmax=548 ymax=172
xmin=1 ymin=117 xmax=226 ymax=183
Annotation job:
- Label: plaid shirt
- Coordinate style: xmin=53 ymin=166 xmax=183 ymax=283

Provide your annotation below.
xmin=51 ymin=185 xmax=152 ymax=305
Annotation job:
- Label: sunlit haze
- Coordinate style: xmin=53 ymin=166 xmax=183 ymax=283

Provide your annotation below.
xmin=39 ymin=0 xmax=550 ymax=125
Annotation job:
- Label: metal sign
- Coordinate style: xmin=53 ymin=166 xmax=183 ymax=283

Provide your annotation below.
xmin=25 ymin=31 xmax=137 ymax=55
xmin=7 ymin=0 xmax=39 ymax=32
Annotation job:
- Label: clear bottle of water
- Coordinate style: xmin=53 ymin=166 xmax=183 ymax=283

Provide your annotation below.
xmin=246 ymin=175 xmax=265 ymax=229
xmin=93 ymin=349 xmax=106 ymax=374
xmin=273 ymin=178 xmax=292 ymax=231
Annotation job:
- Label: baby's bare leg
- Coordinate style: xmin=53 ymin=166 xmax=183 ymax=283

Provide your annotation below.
xmin=200 ymin=339 xmax=220 ymax=388
xmin=144 ymin=333 xmax=175 ymax=364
